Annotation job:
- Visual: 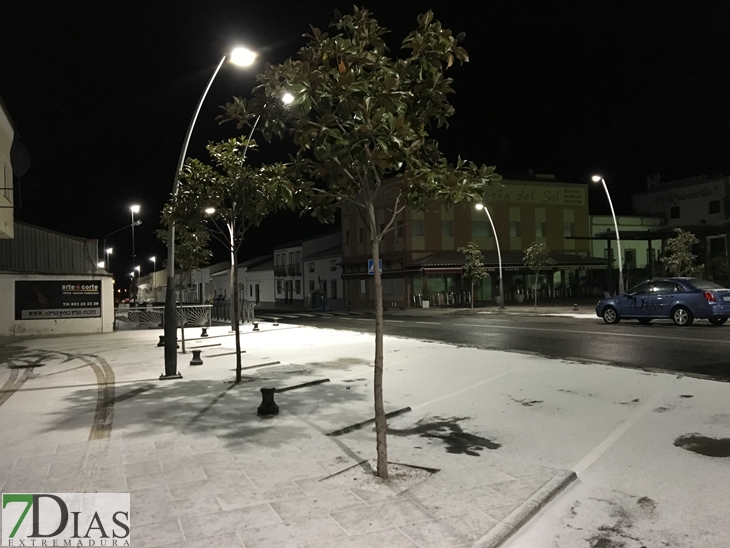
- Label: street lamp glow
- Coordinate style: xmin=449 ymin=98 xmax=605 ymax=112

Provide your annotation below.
xmin=135 ymin=265 xmax=141 ymax=272
xmin=474 ymin=203 xmax=505 ymax=309
xmin=282 ymin=92 xmax=294 ymax=105
xmin=204 ymin=207 xmax=216 ymax=215
xmin=130 ymin=204 xmax=140 ymax=214
xmin=591 ymin=175 xmax=624 ymax=295
xmin=230 ymin=47 xmax=256 ymax=67
xmin=106 ymin=247 xmax=113 ymax=255
xmin=150 ymin=256 xmax=156 ymax=263
xmin=97 ymin=261 xmax=105 ymax=268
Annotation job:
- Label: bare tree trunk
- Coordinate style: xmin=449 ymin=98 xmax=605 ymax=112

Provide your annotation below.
xmin=230 ymin=225 xmax=243 ymax=384
xmin=229 ymin=232 xmax=236 ymax=333
xmin=372 ymin=228 xmax=388 ymax=480
xmin=470 ymin=280 xmax=474 ymax=309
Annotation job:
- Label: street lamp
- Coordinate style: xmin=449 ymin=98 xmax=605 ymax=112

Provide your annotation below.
xmin=103 ymin=223 xmax=140 ymax=277
xmin=150 ymin=256 xmax=156 ymax=297
xmin=592 ymin=175 xmax=624 ymax=295
xmin=130 ymin=205 xmax=140 ymax=276
xmin=475 ymin=203 xmax=505 ymax=309
xmin=106 ymin=248 xmax=113 ymax=273
xmin=163 ymin=46 xmax=257 ymax=380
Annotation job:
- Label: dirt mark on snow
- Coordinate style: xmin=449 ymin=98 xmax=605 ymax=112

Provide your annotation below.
xmin=388 ymin=416 xmax=500 ymax=456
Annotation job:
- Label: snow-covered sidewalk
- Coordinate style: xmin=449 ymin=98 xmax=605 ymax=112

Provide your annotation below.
xmin=1 ymin=322 xmax=729 ymax=547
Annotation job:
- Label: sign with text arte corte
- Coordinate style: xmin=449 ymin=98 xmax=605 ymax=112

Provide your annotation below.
xmin=482 ymin=184 xmax=586 ymax=206
xmin=367 ymin=259 xmax=382 ymax=275
xmin=15 ymin=280 xmax=101 ymax=320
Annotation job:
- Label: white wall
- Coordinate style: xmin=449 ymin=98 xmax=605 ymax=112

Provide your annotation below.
xmin=244 ymin=268 xmax=275 ymax=306
xmin=303 ymin=254 xmax=343 ymax=308
xmin=591 ymin=216 xmax=663 ymax=269
xmin=0 ymin=273 xmax=114 ymax=336
xmin=632 ymin=178 xmax=728 ymax=226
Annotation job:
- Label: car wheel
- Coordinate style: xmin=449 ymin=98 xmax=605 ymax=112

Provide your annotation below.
xmin=638 ymin=318 xmax=652 ymax=325
xmin=672 ymin=306 xmax=693 ymax=326
xmin=602 ymin=306 xmax=620 ymax=324
xmin=709 ymin=317 xmax=728 ymax=326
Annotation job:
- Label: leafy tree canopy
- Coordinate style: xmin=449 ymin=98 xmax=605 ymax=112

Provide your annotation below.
xmin=660 ymin=228 xmax=702 ymax=277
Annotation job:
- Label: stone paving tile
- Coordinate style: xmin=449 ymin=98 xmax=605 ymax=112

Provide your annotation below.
xmin=486 ymin=471 xmax=555 ymax=501
xmin=122 ymin=445 xmax=194 ymax=465
xmin=482 ymin=502 xmax=521 ymax=521
xmin=215 ymin=483 xmax=307 ymax=511
xmin=427 ymin=466 xmax=516 ymax=490
xmin=127 ymin=466 xmax=207 ymax=491
xmin=301 ymin=527 xmax=420 ymax=548
xmin=130 ymin=518 xmax=184 ymax=548
xmin=398 ymin=510 xmax=499 ymax=547
xmin=149 ymin=532 xmax=244 ymax=548
xmin=179 ymin=504 xmax=282 ymax=539
xmin=331 ymin=499 xmax=435 ymax=535
xmin=236 ymin=515 xmax=347 ymax=548
xmin=160 ymin=450 xmax=234 ymax=473
xmin=168 ymin=476 xmax=255 ymax=499
xmin=10 ymin=461 xmax=51 ymax=477
xmin=411 ymin=484 xmax=515 ymax=518
xmin=133 ymin=493 xmax=223 ymax=526
xmin=270 ymin=490 xmax=367 ymax=521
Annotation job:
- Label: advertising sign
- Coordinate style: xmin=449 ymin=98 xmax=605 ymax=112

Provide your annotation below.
xmin=15 ymin=281 xmax=102 ymax=320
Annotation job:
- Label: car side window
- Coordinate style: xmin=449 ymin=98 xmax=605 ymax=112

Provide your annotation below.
xmin=630 ymin=283 xmax=652 ymax=295
xmin=651 ymin=281 xmax=676 ymax=294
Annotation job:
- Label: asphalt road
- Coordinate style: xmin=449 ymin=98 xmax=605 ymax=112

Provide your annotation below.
xmin=264 ymin=312 xmax=730 ymax=381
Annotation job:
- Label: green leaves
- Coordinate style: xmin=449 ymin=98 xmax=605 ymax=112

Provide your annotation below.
xmin=660 ymin=228 xmax=702 ymax=277
xmin=523 ymin=242 xmax=556 ymax=273
xmin=458 ymin=241 xmax=488 ymax=281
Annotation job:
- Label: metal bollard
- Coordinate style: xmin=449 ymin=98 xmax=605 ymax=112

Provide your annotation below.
xmin=190 ymin=350 xmax=203 ymax=366
xmin=253 ymin=322 xmax=259 ymax=331
xmin=157 ymin=335 xmax=165 ymax=347
xmin=201 ymin=327 xmax=208 ymax=337
xmin=273 ymin=318 xmax=279 ymax=326
xmin=573 ymin=303 xmax=579 ymax=311
xmin=257 ymin=387 xmax=279 ymax=416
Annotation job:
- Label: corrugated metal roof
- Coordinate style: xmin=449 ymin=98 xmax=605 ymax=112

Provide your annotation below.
xmin=0 ymin=221 xmax=99 ymax=274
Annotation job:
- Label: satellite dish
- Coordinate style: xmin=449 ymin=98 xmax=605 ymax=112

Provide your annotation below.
xmin=10 ymin=132 xmax=31 ymax=177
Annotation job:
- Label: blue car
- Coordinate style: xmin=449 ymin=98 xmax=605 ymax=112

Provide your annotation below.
xmin=596 ymin=277 xmax=730 ymax=326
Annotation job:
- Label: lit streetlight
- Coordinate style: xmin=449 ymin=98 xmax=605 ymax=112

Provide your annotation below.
xmin=103 ymin=223 xmax=140 ymax=278
xmin=150 ymin=256 xmax=156 ymax=297
xmin=130 ymin=204 xmax=140 ymax=277
xmin=475 ymin=203 xmax=505 ymax=309
xmin=592 ymin=175 xmax=624 ymax=295
xmin=163 ymin=46 xmax=257 ymax=380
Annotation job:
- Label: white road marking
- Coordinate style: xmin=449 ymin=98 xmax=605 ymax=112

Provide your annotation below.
xmin=452 ymin=323 xmax=730 ymax=344
xmin=572 ymin=380 xmax=677 ymax=475
xmin=385 ymin=319 xmax=405 ymax=323
xmin=415 ymin=321 xmax=440 ymax=325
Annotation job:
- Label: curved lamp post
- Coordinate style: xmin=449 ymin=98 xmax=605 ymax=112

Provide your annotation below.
xmin=103 ymin=222 xmax=141 ymax=274
xmin=162 ymin=46 xmax=257 ymax=380
xmin=475 ymin=203 xmax=505 ymax=309
xmin=592 ymin=175 xmax=624 ymax=295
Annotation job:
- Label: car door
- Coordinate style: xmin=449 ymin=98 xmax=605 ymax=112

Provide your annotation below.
xmin=619 ymin=282 xmax=652 ymax=317
xmin=646 ymin=280 xmax=678 ymax=318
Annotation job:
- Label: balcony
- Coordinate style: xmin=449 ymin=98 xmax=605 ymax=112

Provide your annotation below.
xmin=274 ymin=265 xmax=287 ymax=277
xmin=287 ymin=264 xmax=301 ymax=276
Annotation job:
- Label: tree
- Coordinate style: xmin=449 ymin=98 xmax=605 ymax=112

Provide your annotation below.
xmin=660 ymin=228 xmax=702 ymax=277
xmin=163 ymin=137 xmax=298 ymax=383
xmin=458 ymin=241 xmax=487 ymax=309
xmin=523 ymin=242 xmax=556 ymax=309
xmin=157 ymin=219 xmax=211 ymax=353
xmin=222 ymin=7 xmax=501 ymax=478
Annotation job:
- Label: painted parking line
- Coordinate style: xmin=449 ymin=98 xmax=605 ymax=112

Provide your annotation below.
xmin=453 ymin=323 xmax=730 ymax=344
xmin=385 ymin=319 xmax=405 ymax=323
xmin=415 ymin=321 xmax=440 ymax=325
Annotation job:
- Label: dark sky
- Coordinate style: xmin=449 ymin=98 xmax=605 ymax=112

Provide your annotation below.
xmin=2 ymin=1 xmax=729 ymax=283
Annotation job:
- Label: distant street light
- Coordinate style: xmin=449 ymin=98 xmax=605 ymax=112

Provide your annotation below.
xmin=475 ymin=203 xmax=505 ymax=309
xmin=163 ymin=46 xmax=257 ymax=380
xmin=106 ymin=247 xmax=113 ymax=272
xmin=97 ymin=261 xmax=105 ymax=268
xmin=592 ymin=175 xmax=624 ymax=295
xmin=103 ymin=222 xmax=141 ymax=278
xmin=150 ymin=256 xmax=156 ymax=295
xmin=130 ymin=205 xmax=140 ymax=277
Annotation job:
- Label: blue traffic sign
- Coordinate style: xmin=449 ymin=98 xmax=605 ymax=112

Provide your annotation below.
xmin=367 ymin=259 xmax=382 ymax=275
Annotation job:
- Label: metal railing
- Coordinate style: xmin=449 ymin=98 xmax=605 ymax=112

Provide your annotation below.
xmin=114 ymin=304 xmax=211 ymax=330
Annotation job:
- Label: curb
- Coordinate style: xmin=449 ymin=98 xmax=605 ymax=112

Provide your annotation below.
xmin=472 ymin=469 xmax=578 ymax=548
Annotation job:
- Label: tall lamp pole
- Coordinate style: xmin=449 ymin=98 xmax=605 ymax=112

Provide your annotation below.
xmin=162 ymin=46 xmax=257 ymax=380
xmin=592 ymin=175 xmax=624 ymax=295
xmin=106 ymin=248 xmax=113 ymax=272
xmin=103 ymin=222 xmax=141 ymax=276
xmin=150 ymin=256 xmax=156 ymax=300
xmin=475 ymin=203 xmax=505 ymax=309
xmin=130 ymin=205 xmax=140 ymax=284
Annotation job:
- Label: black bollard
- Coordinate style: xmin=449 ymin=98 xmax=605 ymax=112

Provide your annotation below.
xmin=201 ymin=327 xmax=208 ymax=337
xmin=257 ymin=387 xmax=279 ymax=416
xmin=157 ymin=335 xmax=165 ymax=347
xmin=273 ymin=318 xmax=279 ymax=326
xmin=573 ymin=303 xmax=579 ymax=311
xmin=190 ymin=349 xmax=203 ymax=366
xmin=253 ymin=322 xmax=259 ymax=331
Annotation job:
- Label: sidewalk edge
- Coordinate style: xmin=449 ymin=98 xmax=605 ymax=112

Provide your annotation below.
xmin=472 ymin=469 xmax=578 ymax=548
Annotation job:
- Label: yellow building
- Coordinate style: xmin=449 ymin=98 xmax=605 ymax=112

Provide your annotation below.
xmin=341 ymin=176 xmax=606 ymax=308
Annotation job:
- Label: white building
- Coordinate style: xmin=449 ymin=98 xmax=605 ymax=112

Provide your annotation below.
xmin=591 ymin=215 xmax=664 ymax=279
xmin=303 ymin=245 xmax=343 ymax=309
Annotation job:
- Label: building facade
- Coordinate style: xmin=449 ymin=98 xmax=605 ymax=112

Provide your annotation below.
xmin=342 ymin=177 xmax=606 ymax=308
xmin=0 ymin=96 xmax=14 ymax=239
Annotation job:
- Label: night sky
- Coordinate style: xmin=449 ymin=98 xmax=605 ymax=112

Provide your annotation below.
xmin=2 ymin=1 xmax=729 ymax=284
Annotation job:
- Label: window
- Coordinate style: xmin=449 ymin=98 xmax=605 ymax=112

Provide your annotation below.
xmin=358 ymin=228 xmax=364 ymax=243
xmin=249 ymin=285 xmax=253 ymax=297
xmin=624 ymin=249 xmax=636 ymax=267
xmin=277 ymin=280 xmax=282 ymax=294
xmin=360 ymin=279 xmax=366 ymax=294
xmin=309 ymin=280 xmax=315 ymax=292
xmin=650 ymin=281 xmax=677 ymax=294
xmin=628 ymin=282 xmax=651 ymax=295
xmin=329 ymin=259 xmax=337 ymax=271
xmin=709 ymin=200 xmax=721 ymax=214
xmin=563 ymin=223 xmax=574 ymax=238
xmin=509 ymin=221 xmax=521 ymax=237
xmin=345 ymin=230 xmax=350 ymax=244
xmin=295 ymin=280 xmax=301 ymax=294
xmin=308 ymin=262 xmax=314 ymax=273
xmin=441 ymin=220 xmax=453 ymax=237
xmin=330 ymin=280 xmax=337 ymax=299
xmin=670 ymin=206 xmax=680 ymax=219
xmin=471 ymin=220 xmax=492 ymax=238
xmin=412 ymin=220 xmax=424 ymax=237
xmin=535 ymin=222 xmax=546 ymax=238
